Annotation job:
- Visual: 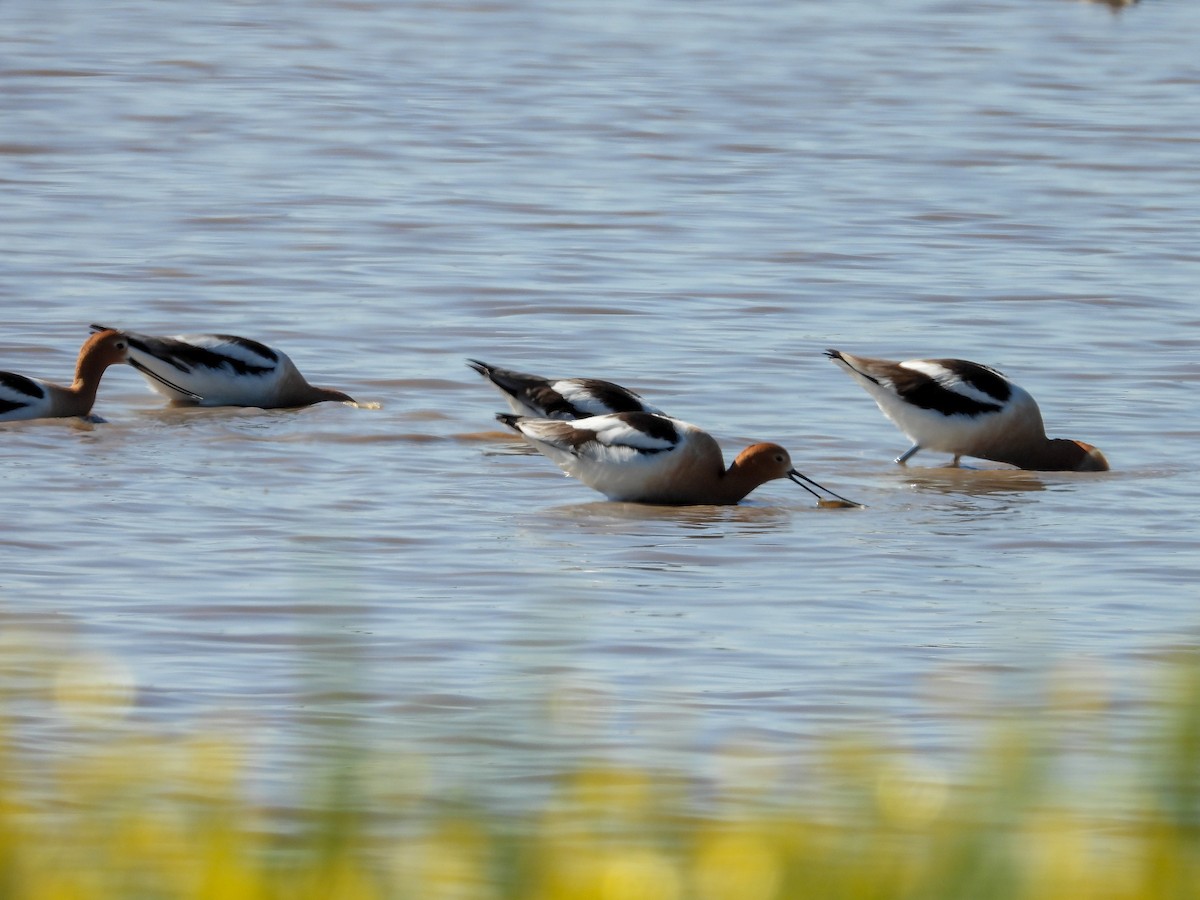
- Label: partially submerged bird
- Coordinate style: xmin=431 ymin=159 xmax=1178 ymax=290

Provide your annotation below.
xmin=468 ymin=358 xmax=663 ymax=419
xmin=826 ymin=349 xmax=1109 ymax=472
xmin=0 ymin=329 xmax=131 ymax=422
xmin=497 ymin=410 xmax=861 ymax=507
xmin=90 ymin=325 xmax=353 ymax=409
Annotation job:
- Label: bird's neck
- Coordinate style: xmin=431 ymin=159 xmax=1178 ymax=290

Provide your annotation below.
xmin=66 ymin=352 xmax=111 ymax=411
xmin=718 ymin=458 xmax=763 ymax=504
xmin=275 ymin=366 xmax=352 ymax=407
xmin=995 ymin=437 xmax=1086 ymax=472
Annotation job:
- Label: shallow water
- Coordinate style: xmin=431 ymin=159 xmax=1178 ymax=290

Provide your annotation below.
xmin=2 ymin=0 xmax=1199 ymax=823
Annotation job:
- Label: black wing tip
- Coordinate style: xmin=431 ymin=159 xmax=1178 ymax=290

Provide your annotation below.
xmin=495 ymin=412 xmax=522 ymax=431
xmin=467 ymin=358 xmax=490 ymax=377
xmin=824 ymin=348 xmax=842 ymax=360
xmin=0 ymin=370 xmax=47 ymax=401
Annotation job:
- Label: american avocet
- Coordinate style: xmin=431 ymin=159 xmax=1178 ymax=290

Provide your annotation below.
xmin=90 ymin=325 xmax=354 ymax=409
xmin=826 ymin=349 xmax=1109 ymax=471
xmin=0 ymin=329 xmax=131 ymax=422
xmin=468 ymin=359 xmax=663 ymax=419
xmin=497 ymin=411 xmax=861 ymax=507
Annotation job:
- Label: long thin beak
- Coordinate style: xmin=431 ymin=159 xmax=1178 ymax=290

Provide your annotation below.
xmin=788 ymin=469 xmax=863 ymax=508
xmin=128 ymin=358 xmax=204 ymax=402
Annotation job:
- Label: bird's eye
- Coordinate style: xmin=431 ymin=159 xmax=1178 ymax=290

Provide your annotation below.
xmin=115 ymin=341 xmax=127 ymax=350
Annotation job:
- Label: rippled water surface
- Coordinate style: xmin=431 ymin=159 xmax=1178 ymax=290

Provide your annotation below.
xmin=2 ymin=0 xmax=1199 ymax=820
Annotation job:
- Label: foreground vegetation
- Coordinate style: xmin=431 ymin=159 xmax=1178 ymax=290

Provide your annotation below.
xmin=3 ymin=658 xmax=1200 ymax=899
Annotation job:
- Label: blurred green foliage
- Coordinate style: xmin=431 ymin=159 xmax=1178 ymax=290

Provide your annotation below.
xmin=3 ymin=649 xmax=1200 ymax=899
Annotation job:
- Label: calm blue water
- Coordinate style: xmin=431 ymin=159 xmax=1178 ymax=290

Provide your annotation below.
xmin=2 ymin=0 xmax=1199 ymax=822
